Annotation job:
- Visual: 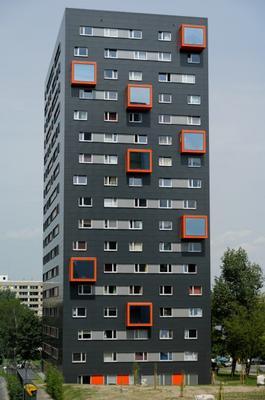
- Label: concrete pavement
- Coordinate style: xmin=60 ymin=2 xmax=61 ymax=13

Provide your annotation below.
xmin=0 ymin=376 xmax=9 ymax=400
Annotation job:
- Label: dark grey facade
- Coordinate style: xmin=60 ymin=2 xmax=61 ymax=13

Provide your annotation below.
xmin=42 ymin=8 xmax=210 ymax=385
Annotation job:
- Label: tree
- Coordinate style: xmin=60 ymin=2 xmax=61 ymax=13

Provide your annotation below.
xmin=46 ymin=363 xmax=64 ymax=400
xmin=212 ymin=247 xmax=264 ymax=375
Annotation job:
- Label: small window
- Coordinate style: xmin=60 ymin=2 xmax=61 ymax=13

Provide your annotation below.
xmin=104 ymin=330 xmax=117 ymax=340
xmin=104 ymin=264 xmax=117 ymax=273
xmin=134 ymin=51 xmax=147 ymax=60
xmin=78 ymin=330 xmax=92 ymax=340
xmin=79 ymin=153 xmax=92 ymax=163
xmin=135 ymin=352 xmax=148 ymax=361
xmin=160 ymin=307 xmax=172 ymax=317
xmin=129 ymin=242 xmax=143 ymax=252
xmin=104 ymin=352 xmax=117 ymax=362
xmin=78 ymin=197 xmax=92 ymax=207
xmin=78 ymin=219 xmax=92 ymax=229
xmin=159 ymin=242 xmax=172 ymax=252
xmin=188 ymin=157 xmax=201 ymax=168
xmin=159 ymin=264 xmax=172 ymax=273
xmin=160 ymin=352 xmax=173 ymax=361
xmin=158 ymin=52 xmax=171 ymax=61
xmin=184 ymin=329 xmax=198 ymax=339
xmin=104 ymin=112 xmax=118 ymax=122
xmin=134 ymin=198 xmax=147 ymax=208
xmin=73 ymin=111 xmax=87 ymax=120
xmin=80 ymin=26 xmax=93 ymax=36
xmin=79 ymin=132 xmax=92 ymax=142
xmin=159 ymin=199 xmax=172 ymax=209
xmin=72 ymin=241 xmax=87 ymax=251
xmin=187 ymin=95 xmax=201 ymax=105
xmin=72 ymin=307 xmax=87 ymax=318
xmin=74 ymin=47 xmax=88 ymax=57
xmin=134 ymin=264 xmax=147 ymax=273
xmin=129 ymin=113 xmax=143 ymax=123
xmin=158 ymin=157 xmax=172 ymax=167
xmin=73 ymin=175 xmax=87 ymax=185
xmin=72 ymin=352 xmax=86 ymax=363
xmin=183 ymin=264 xmax=197 ymax=274
xmin=129 ymin=220 xmax=143 ymax=230
xmin=104 ymin=220 xmax=118 ymax=229
xmin=189 ymin=308 xmax=203 ymax=317
xmin=187 ymin=54 xmax=201 ymax=64
xmin=184 ymin=352 xmax=198 ymax=361
xmin=158 ymin=73 xmax=169 ymax=82
xmin=104 ymin=285 xmax=117 ymax=295
xmin=104 ymin=307 xmax=117 ymax=317
xmin=129 ymin=71 xmax=143 ymax=81
xmin=104 ymin=133 xmax=117 ymax=142
xmin=104 ymin=155 xmax=118 ymax=164
xmin=159 ymin=221 xmax=172 ymax=231
xmin=104 ymin=69 xmax=118 ymax=80
xmin=134 ymin=134 xmax=147 ymax=144
xmin=78 ymin=284 xmax=92 ymax=295
xmin=104 ymin=198 xmax=117 ymax=207
xmin=158 ymin=31 xmax=171 ymax=41
xmin=129 ymin=30 xmax=142 ymax=39
xmin=188 ymin=179 xmax=202 ymax=188
xmin=129 ymin=285 xmax=143 ymax=295
xmin=158 ymin=115 xmax=171 ymax=124
xmin=159 ymin=178 xmax=172 ymax=188
xmin=158 ymin=93 xmax=172 ymax=103
xmin=183 ymin=200 xmax=197 ymax=209
xmin=129 ymin=177 xmax=143 ymax=187
xmin=104 ymin=91 xmax=118 ymax=101
xmin=159 ymin=329 xmax=173 ymax=339
xmin=189 ymin=285 xmax=202 ymax=296
xmin=104 ymin=241 xmax=118 ymax=251
xmin=160 ymin=285 xmax=173 ymax=295
xmin=159 ymin=136 xmax=172 ymax=145
xmin=104 ymin=49 xmax=117 ymax=58
xmin=104 ymin=28 xmax=118 ymax=37
xmin=104 ymin=176 xmax=118 ymax=186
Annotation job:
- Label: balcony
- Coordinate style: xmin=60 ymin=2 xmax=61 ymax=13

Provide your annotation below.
xmin=126 ymin=84 xmax=152 ymax=110
xmin=69 ymin=257 xmax=97 ymax=282
xmin=181 ymin=215 xmax=208 ymax=239
xmin=71 ymin=61 xmax=97 ymax=86
xmin=179 ymin=24 xmax=206 ymax=51
xmin=126 ymin=302 xmax=153 ymax=327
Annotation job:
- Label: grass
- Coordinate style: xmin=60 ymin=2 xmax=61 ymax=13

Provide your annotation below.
xmin=63 ymin=385 xmax=97 ymax=400
xmin=216 ymin=372 xmax=258 ymax=386
xmin=224 ymin=392 xmax=265 ymax=400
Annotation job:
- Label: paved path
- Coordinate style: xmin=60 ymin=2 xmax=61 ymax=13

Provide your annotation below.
xmin=0 ymin=376 xmax=9 ymax=400
xmin=37 ymin=387 xmax=52 ymax=399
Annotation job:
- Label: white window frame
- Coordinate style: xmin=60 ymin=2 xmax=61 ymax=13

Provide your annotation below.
xmin=129 ymin=30 xmax=142 ymax=39
xmin=104 ymin=241 xmax=118 ymax=252
xmin=160 ymin=285 xmax=173 ymax=295
xmin=104 ymin=112 xmax=118 ymax=122
xmin=134 ymin=352 xmax=148 ymax=361
xmin=189 ymin=308 xmax=203 ymax=318
xmin=78 ymin=330 xmax=92 ymax=340
xmin=104 ymin=307 xmax=118 ymax=318
xmin=78 ymin=284 xmax=92 ymax=295
xmin=160 ymin=352 xmax=173 ymax=361
xmin=104 ymin=69 xmax=118 ymax=80
xmin=73 ymin=175 xmax=87 ymax=185
xmin=104 ymin=263 xmax=117 ymax=273
xmin=160 ymin=307 xmax=172 ymax=317
xmin=129 ymin=242 xmax=143 ymax=252
xmin=158 ymin=31 xmax=172 ymax=41
xmin=103 ymin=285 xmax=117 ymax=295
xmin=72 ymin=241 xmax=87 ymax=251
xmin=159 ymin=178 xmax=173 ymax=188
xmin=187 ymin=116 xmax=201 ymax=125
xmin=104 ymin=49 xmax=118 ymax=58
xmin=129 ymin=220 xmax=143 ymax=230
xmin=134 ymin=51 xmax=147 ymax=60
xmin=134 ymin=264 xmax=147 ymax=273
xmin=187 ymin=95 xmax=201 ymax=105
xmin=73 ymin=111 xmax=87 ymax=120
xmin=158 ymin=52 xmax=171 ymax=62
xmin=103 ymin=330 xmax=117 ymax=340
xmin=129 ymin=177 xmax=143 ymax=187
xmin=104 ymin=28 xmax=118 ymax=37
xmin=129 ymin=71 xmax=143 ymax=81
xmin=104 ymin=133 xmax=118 ymax=142
xmin=74 ymin=47 xmax=88 ymax=57
xmin=104 ymin=352 xmax=117 ymax=362
xmin=129 ymin=113 xmax=143 ymax=123
xmin=104 ymin=176 xmax=118 ymax=186
xmin=104 ymin=220 xmax=118 ymax=229
xmin=159 ymin=242 xmax=172 ymax=252
xmin=79 ymin=132 xmax=92 ymax=142
xmin=159 ymin=264 xmax=172 ymax=273
xmin=158 ymin=136 xmax=172 ymax=145
xmin=159 ymin=329 xmax=173 ymax=339
xmin=159 ymin=221 xmax=173 ymax=231
xmin=189 ymin=285 xmax=202 ymax=296
xmin=134 ymin=134 xmax=147 ymax=144
xmin=104 ymin=155 xmax=118 ymax=164
xmin=129 ymin=285 xmax=143 ymax=295
xmin=158 ymin=93 xmax=172 ymax=103
xmin=184 ymin=329 xmax=198 ymax=340
xmin=188 ymin=157 xmax=201 ymax=168
xmin=134 ymin=198 xmax=147 ymax=208
xmin=184 ymin=352 xmax=198 ymax=361
xmin=72 ymin=352 xmax=86 ymax=363
xmin=104 ymin=198 xmax=117 ymax=208
xmin=158 ymin=157 xmax=172 ymax=167
xmin=78 ymin=219 xmax=92 ymax=229
xmin=159 ymin=199 xmax=172 ymax=209
xmin=78 ymin=197 xmax=92 ymax=207
xmin=72 ymin=307 xmax=87 ymax=318
xmin=183 ymin=264 xmax=197 ymax=274
xmin=158 ymin=114 xmax=171 ymax=124
xmin=188 ymin=179 xmax=202 ymax=189
xmin=79 ymin=153 xmax=92 ymax=163
xmin=104 ymin=91 xmax=118 ymax=101
xmin=79 ymin=26 xmax=93 ymax=36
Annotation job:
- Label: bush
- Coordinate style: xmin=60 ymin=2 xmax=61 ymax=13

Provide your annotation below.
xmin=46 ymin=363 xmax=64 ymax=400
xmin=5 ymin=374 xmax=23 ymax=400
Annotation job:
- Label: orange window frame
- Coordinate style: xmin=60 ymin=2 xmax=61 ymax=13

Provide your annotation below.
xmin=127 ymin=84 xmax=153 ymax=109
xmin=126 ymin=148 xmax=153 ymax=173
xmin=179 ymin=24 xmax=207 ymax=51
xmin=172 ymin=374 xmax=184 ymax=385
xmin=126 ymin=302 xmax=153 ymax=327
xmin=69 ymin=257 xmax=97 ymax=282
xmin=71 ymin=61 xmax=97 ymax=86
xmin=180 ymin=130 xmax=206 ymax=154
xmin=90 ymin=375 xmax=104 ymax=385
xmin=117 ymin=375 xmax=129 ymax=385
xmin=181 ymin=215 xmax=208 ymax=239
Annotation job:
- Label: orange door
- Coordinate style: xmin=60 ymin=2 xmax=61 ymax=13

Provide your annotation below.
xmin=91 ymin=375 xmax=104 ymax=385
xmin=117 ymin=375 xmax=129 ymax=385
xmin=172 ymin=374 xmax=184 ymax=385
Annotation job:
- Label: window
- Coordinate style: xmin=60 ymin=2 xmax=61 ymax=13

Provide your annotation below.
xmin=104 ymin=285 xmax=117 ymax=295
xmin=159 ymin=178 xmax=172 ymax=188
xmin=159 ymin=157 xmax=172 ymax=167
xmin=135 ymin=352 xmax=148 ymax=361
xmin=78 ymin=284 xmax=92 ymax=295
xmin=189 ymin=308 xmax=203 ymax=317
xmin=104 ymin=49 xmax=117 ymax=58
xmin=79 ymin=132 xmax=92 ymax=142
xmin=180 ymin=130 xmax=206 ymax=154
xmin=158 ymin=31 xmax=171 ymax=41
xmin=182 ymin=242 xmax=202 ymax=253
xmin=74 ymin=47 xmax=88 ymax=57
xmin=158 ymin=73 xmax=169 ymax=82
xmin=104 ymin=241 xmax=118 ymax=251
xmin=104 ymin=220 xmax=118 ymax=229
xmin=159 ymin=136 xmax=172 ymax=145
xmin=183 ymin=200 xmax=197 ymax=209
xmin=69 ymin=257 xmax=97 ymax=282
xmin=158 ymin=93 xmax=172 ymax=103
xmin=184 ymin=352 xmax=198 ymax=361
xmin=127 ymin=302 xmax=153 ymax=327
xmin=158 ymin=115 xmax=171 ymax=124
xmin=129 ymin=242 xmax=143 ymax=252
xmin=134 ymin=264 xmax=147 ymax=273
xmin=71 ymin=61 xmax=97 ymax=85
xmin=187 ymin=116 xmax=201 ymax=125
xmin=160 ymin=307 xmax=172 ymax=317
xmin=80 ymin=26 xmax=93 ymax=36
xmin=104 ymin=155 xmax=118 ymax=164
xmin=104 ymin=28 xmax=118 ymax=37
xmin=104 ymin=263 xmax=117 ymax=273
xmin=159 ymin=264 xmax=172 ymax=273
xmin=126 ymin=149 xmax=152 ymax=173
xmin=104 ymin=112 xmax=118 ymax=122
xmin=72 ymin=241 xmax=87 ymax=251
xmin=104 ymin=352 xmax=117 ymax=362
xmin=182 ymin=215 xmax=208 ymax=239
xmin=104 ymin=91 xmax=118 ymax=101
xmin=159 ymin=242 xmax=172 ymax=252
xmin=189 ymin=285 xmax=202 ymax=296
xmin=159 ymin=199 xmax=172 ymax=208
xmin=129 ymin=30 xmax=142 ymax=39
xmin=78 ymin=197 xmax=92 ymax=207
xmin=160 ymin=285 xmax=173 ymax=295
xmin=127 ymin=329 xmax=149 ymax=340
xmin=183 ymin=264 xmax=197 ymax=274
xmin=73 ymin=111 xmax=87 ymax=120
xmin=129 ymin=220 xmax=143 ymax=230
xmin=129 ymin=285 xmax=143 ymax=295
xmin=160 ymin=352 xmax=173 ymax=361
xmin=187 ymin=53 xmax=201 ymax=64
xmin=159 ymin=221 xmax=173 ymax=230
xmin=134 ymin=134 xmax=147 ymax=144
xmin=129 ymin=177 xmax=143 ymax=187
xmin=104 ymin=69 xmax=118 ymax=79
xmin=72 ymin=307 xmax=87 ymax=318
xmin=104 ymin=198 xmax=117 ymax=207
xmin=184 ymin=329 xmax=198 ymax=339
xmin=187 ymin=95 xmax=201 ymax=105
xmin=78 ymin=330 xmax=92 ymax=340
xmin=159 ymin=72 xmax=195 ymax=84
xmin=158 ymin=52 xmax=171 ymax=61
xmin=72 ymin=352 xmax=86 ymax=363
xmin=134 ymin=198 xmax=147 ymax=208
xmin=159 ymin=329 xmax=173 ymax=339
xmin=188 ymin=179 xmax=202 ymax=188
xmin=134 ymin=51 xmax=147 ymax=60
xmin=180 ymin=24 xmax=206 ymax=50
xmin=129 ymin=113 xmax=143 ymax=123
xmin=79 ymin=153 xmax=92 ymax=163
xmin=104 ymin=176 xmax=118 ymax=186
xmin=104 ymin=133 xmax=117 ymax=142
xmin=104 ymin=307 xmax=117 ymax=318
xmin=129 ymin=71 xmax=142 ymax=81
xmin=127 ymin=84 xmax=152 ymax=109
xmin=104 ymin=330 xmax=117 ymax=340
xmin=188 ymin=157 xmax=201 ymax=168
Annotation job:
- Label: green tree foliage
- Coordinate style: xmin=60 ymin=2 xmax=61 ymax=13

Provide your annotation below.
xmin=212 ymin=247 xmax=264 ymax=375
xmin=0 ymin=290 xmax=42 ymax=364
xmin=46 ymin=363 xmax=64 ymax=400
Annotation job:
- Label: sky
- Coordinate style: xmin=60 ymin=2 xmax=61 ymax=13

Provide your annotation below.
xmin=0 ymin=0 xmax=264 ymax=281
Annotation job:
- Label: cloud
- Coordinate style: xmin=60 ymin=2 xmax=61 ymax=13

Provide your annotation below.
xmin=0 ymin=227 xmax=41 ymax=240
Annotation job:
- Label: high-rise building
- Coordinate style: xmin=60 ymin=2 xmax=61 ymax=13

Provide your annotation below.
xmin=0 ymin=275 xmax=43 ymax=317
xmin=42 ymin=8 xmax=210 ymax=385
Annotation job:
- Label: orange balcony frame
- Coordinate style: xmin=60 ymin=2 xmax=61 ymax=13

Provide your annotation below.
xmin=181 ymin=215 xmax=208 ymax=239
xmin=126 ymin=148 xmax=153 ymax=173
xmin=172 ymin=374 xmax=184 ymax=386
xmin=180 ymin=130 xmax=206 ymax=154
xmin=179 ymin=24 xmax=207 ymax=51
xmin=126 ymin=302 xmax=153 ymax=327
xmin=90 ymin=375 xmax=104 ymax=385
xmin=126 ymin=84 xmax=153 ymax=110
xmin=71 ymin=61 xmax=97 ymax=86
xmin=69 ymin=257 xmax=97 ymax=282
xmin=117 ymin=375 xmax=129 ymax=385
